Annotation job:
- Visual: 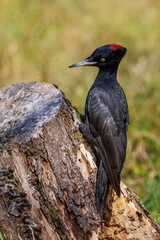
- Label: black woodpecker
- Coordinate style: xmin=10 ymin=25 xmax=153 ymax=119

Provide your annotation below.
xmin=69 ymin=44 xmax=130 ymax=219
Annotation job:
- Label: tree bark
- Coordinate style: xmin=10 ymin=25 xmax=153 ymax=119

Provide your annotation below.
xmin=0 ymin=82 xmax=159 ymax=240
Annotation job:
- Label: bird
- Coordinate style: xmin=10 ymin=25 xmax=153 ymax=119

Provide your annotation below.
xmin=69 ymin=44 xmax=130 ymax=220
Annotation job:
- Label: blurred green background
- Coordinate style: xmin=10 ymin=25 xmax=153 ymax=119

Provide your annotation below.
xmin=0 ymin=0 xmax=159 ymax=224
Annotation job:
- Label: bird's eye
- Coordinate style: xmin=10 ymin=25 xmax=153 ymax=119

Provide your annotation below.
xmin=100 ymin=58 xmax=105 ymax=62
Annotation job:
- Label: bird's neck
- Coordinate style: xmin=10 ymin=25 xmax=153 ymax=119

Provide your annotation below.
xmin=95 ymin=67 xmax=118 ymax=85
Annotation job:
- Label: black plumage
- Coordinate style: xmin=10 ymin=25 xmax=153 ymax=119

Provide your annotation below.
xmin=69 ymin=44 xmax=130 ymax=219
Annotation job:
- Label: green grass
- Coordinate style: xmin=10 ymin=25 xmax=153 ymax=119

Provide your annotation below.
xmin=0 ymin=232 xmax=4 ymax=240
xmin=0 ymin=0 xmax=160 ymax=224
xmin=3 ymin=226 xmax=11 ymax=240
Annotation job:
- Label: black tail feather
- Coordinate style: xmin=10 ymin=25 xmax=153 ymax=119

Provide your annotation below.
xmin=96 ymin=161 xmax=110 ymax=220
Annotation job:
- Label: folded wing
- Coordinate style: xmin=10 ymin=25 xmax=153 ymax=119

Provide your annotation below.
xmin=87 ymin=87 xmax=127 ymax=195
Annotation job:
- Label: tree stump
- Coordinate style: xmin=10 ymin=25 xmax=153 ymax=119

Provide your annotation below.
xmin=0 ymin=82 xmax=159 ymax=240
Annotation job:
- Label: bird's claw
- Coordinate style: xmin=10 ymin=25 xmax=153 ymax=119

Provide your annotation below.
xmin=74 ymin=125 xmax=80 ymax=132
xmin=68 ymin=107 xmax=81 ymax=132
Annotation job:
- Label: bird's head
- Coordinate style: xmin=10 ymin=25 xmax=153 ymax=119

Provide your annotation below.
xmin=69 ymin=44 xmax=127 ymax=70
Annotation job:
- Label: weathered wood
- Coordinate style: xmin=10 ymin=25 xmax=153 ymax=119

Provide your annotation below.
xmin=0 ymin=82 xmax=159 ymax=240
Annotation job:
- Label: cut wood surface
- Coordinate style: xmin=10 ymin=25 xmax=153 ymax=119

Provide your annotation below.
xmin=0 ymin=82 xmax=159 ymax=240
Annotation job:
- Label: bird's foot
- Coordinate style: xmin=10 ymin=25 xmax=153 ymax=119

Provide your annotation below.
xmin=68 ymin=107 xmax=81 ymax=132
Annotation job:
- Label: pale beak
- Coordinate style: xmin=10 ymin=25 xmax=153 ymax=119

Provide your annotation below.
xmin=69 ymin=58 xmax=97 ymax=68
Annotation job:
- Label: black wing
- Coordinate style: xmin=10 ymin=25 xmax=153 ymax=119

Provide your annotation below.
xmin=87 ymin=87 xmax=128 ymax=195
